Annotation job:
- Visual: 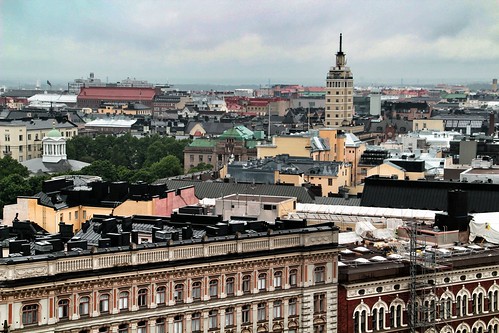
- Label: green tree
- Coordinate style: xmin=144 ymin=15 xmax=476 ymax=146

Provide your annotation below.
xmin=187 ymin=162 xmax=213 ymax=173
xmin=129 ymin=169 xmax=155 ymax=183
xmin=0 ymin=156 xmax=29 ymax=180
xmin=80 ymin=160 xmax=118 ymax=182
xmin=149 ymin=156 xmax=183 ymax=179
xmin=0 ymin=174 xmax=31 ymax=216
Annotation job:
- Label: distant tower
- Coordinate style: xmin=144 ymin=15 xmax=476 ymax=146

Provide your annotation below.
xmin=493 ymin=78 xmax=498 ymax=92
xmin=325 ymin=33 xmax=354 ymax=127
xmin=42 ymin=124 xmax=67 ymax=163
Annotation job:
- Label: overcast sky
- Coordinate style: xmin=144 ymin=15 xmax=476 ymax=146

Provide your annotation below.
xmin=1 ymin=0 xmax=498 ymax=86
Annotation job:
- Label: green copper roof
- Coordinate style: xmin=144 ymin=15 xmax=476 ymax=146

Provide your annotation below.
xmin=47 ymin=128 xmax=62 ymax=138
xmin=189 ymin=138 xmax=216 ymax=147
xmin=219 ymin=125 xmax=254 ymax=140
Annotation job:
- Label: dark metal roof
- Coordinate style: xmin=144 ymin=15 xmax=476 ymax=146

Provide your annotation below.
xmin=155 ymin=179 xmax=316 ymax=203
xmin=315 ymin=196 xmax=361 ymax=206
xmin=361 ymin=177 xmax=499 ymax=212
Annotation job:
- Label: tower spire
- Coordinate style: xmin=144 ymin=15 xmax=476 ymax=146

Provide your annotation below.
xmin=339 ymin=33 xmax=343 ymax=52
xmin=335 ymin=33 xmax=346 ymax=68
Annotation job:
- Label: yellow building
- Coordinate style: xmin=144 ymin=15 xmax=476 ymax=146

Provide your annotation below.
xmin=257 ymin=135 xmax=311 ymax=159
xmin=3 ymin=177 xmax=198 ymax=233
xmin=413 ymin=119 xmax=445 ymax=131
xmin=367 ymin=160 xmax=425 ymax=181
xmin=0 ymin=119 xmax=78 ymax=162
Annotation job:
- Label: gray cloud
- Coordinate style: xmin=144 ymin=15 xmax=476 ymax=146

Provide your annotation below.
xmin=1 ymin=0 xmax=498 ymax=85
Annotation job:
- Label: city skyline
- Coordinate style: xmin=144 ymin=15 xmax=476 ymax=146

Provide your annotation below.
xmin=1 ymin=0 xmax=498 ymax=86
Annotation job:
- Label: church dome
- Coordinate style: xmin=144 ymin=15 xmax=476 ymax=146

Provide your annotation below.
xmin=47 ymin=128 xmax=62 ymax=138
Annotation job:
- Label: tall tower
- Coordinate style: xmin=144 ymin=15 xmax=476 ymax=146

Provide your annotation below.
xmin=325 ymin=33 xmax=354 ymax=127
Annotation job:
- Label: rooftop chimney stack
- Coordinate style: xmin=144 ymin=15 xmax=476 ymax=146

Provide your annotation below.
xmin=493 ymin=78 xmax=498 ymax=92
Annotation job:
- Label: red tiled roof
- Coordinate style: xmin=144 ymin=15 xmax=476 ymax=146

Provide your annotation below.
xmin=78 ymin=87 xmax=156 ymax=100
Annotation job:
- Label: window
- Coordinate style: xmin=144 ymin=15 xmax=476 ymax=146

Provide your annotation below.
xmin=258 ymin=273 xmax=267 ymax=290
xmin=457 ymin=292 xmax=468 ymax=316
xmin=83 ymin=210 xmax=87 ymax=219
xmin=99 ymin=327 xmax=110 ymax=333
xmin=242 ymin=305 xmax=251 ymax=323
xmin=354 ymin=308 xmax=368 ymax=333
xmin=314 ymin=293 xmax=326 ymax=313
xmin=119 ymin=291 xmax=129 ymax=310
xmin=273 ymin=300 xmax=283 ymax=319
xmin=490 ymin=289 xmax=499 ymax=312
xmin=99 ymin=294 xmax=109 ymax=313
xmin=225 ymin=307 xmax=234 ymax=326
xmin=372 ymin=307 xmax=385 ymax=331
xmin=58 ymin=299 xmax=69 ymax=319
xmin=191 ymin=312 xmax=201 ymax=332
xmin=209 ymin=279 xmax=218 ymax=297
xmin=273 ymin=271 xmax=282 ymax=289
xmin=173 ymin=283 xmax=184 ymax=303
xmin=242 ymin=275 xmax=251 ymax=293
xmin=22 ymin=304 xmax=38 ymax=325
xmin=328 ymin=178 xmax=333 ymax=186
xmin=156 ymin=318 xmax=166 ymax=333
xmin=118 ymin=324 xmax=128 ymax=333
xmin=208 ymin=310 xmax=218 ymax=329
xmin=156 ymin=286 xmax=166 ymax=305
xmin=314 ymin=324 xmax=326 ymax=333
xmin=440 ymin=297 xmax=452 ymax=320
xmin=137 ymin=321 xmax=147 ymax=333
xmin=192 ymin=282 xmax=201 ymax=300
xmin=28 ymin=134 xmax=31 ymax=140
xmin=289 ymin=269 xmax=298 ymax=286
xmin=390 ymin=303 xmax=403 ymax=327
xmin=138 ymin=288 xmax=148 ymax=307
xmin=79 ymin=296 xmax=90 ymax=316
xmin=226 ymin=277 xmax=234 ymax=295
xmin=289 ymin=298 xmax=298 ymax=316
xmin=257 ymin=303 xmax=267 ymax=321
xmin=173 ymin=315 xmax=183 ymax=333
xmin=75 ymin=211 xmax=79 ymax=220
xmin=314 ymin=266 xmax=325 ymax=284
xmin=68 ymin=212 xmax=72 ymax=220
xmin=473 ymin=291 xmax=485 ymax=314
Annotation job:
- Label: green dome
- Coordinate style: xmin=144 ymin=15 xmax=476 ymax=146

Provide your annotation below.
xmin=47 ymin=128 xmax=62 ymax=138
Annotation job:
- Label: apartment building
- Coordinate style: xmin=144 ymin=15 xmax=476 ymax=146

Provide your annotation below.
xmin=0 ymin=119 xmax=78 ymax=162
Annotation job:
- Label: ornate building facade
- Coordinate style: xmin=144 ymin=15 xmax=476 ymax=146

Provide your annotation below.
xmin=0 ymin=216 xmax=340 ymax=333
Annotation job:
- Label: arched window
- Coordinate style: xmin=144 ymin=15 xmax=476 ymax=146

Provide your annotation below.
xmin=439 ymin=291 xmax=454 ymax=320
xmin=274 ymin=271 xmax=283 ymax=288
xmin=99 ymin=294 xmax=110 ymax=313
xmin=58 ymin=299 xmax=70 ymax=319
xmin=208 ymin=310 xmax=218 ymax=329
xmin=137 ymin=321 xmax=147 ymax=333
xmin=423 ymin=295 xmax=437 ymax=322
xmin=119 ymin=291 xmax=129 ymax=310
xmin=225 ymin=277 xmax=234 ymax=295
xmin=191 ymin=313 xmax=201 ymax=332
xmin=174 ymin=284 xmax=184 ymax=302
xmin=472 ymin=320 xmax=487 ymax=333
xmin=456 ymin=322 xmax=471 ymax=333
xmin=314 ymin=266 xmax=325 ymax=284
xmin=258 ymin=273 xmax=267 ymax=290
xmin=173 ymin=315 xmax=183 ymax=333
xmin=488 ymin=318 xmax=499 ymax=333
xmin=456 ymin=289 xmax=470 ymax=316
xmin=473 ymin=286 xmax=486 ymax=314
xmin=138 ymin=288 xmax=148 ymax=307
xmin=273 ymin=300 xmax=283 ymax=319
xmin=289 ymin=269 xmax=298 ymax=287
xmin=242 ymin=304 xmax=251 ymax=324
xmin=389 ymin=299 xmax=404 ymax=328
xmin=118 ymin=324 xmax=128 ymax=333
xmin=192 ymin=281 xmax=201 ymax=300
xmin=372 ymin=300 xmax=387 ymax=331
xmin=156 ymin=286 xmax=166 ymax=305
xmin=79 ymin=296 xmax=90 ymax=316
xmin=209 ymin=279 xmax=219 ymax=297
xmin=242 ymin=274 xmax=251 ymax=293
xmin=257 ymin=303 xmax=267 ymax=321
xmin=225 ymin=307 xmax=234 ymax=327
xmin=440 ymin=325 xmax=454 ymax=333
xmin=22 ymin=304 xmax=39 ymax=325
xmin=289 ymin=298 xmax=298 ymax=317
xmin=489 ymin=285 xmax=499 ymax=312
xmin=353 ymin=302 xmax=369 ymax=333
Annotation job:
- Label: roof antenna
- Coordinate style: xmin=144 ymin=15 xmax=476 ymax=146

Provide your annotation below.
xmin=339 ymin=33 xmax=343 ymax=53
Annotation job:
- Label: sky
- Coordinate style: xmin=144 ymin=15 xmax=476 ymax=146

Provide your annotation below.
xmin=1 ymin=0 xmax=498 ymax=87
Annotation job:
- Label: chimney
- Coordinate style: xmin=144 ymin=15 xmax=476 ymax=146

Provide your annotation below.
xmin=489 ymin=111 xmax=495 ymax=136
xmin=493 ymin=78 xmax=498 ymax=92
